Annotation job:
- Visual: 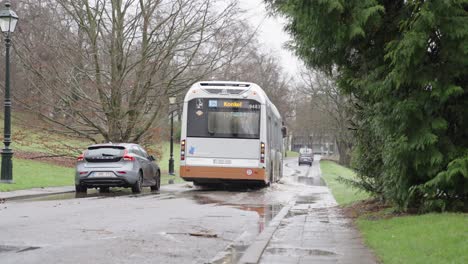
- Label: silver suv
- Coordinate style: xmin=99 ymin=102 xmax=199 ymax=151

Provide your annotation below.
xmin=298 ymin=153 xmax=313 ymax=166
xmin=75 ymin=143 xmax=160 ymax=193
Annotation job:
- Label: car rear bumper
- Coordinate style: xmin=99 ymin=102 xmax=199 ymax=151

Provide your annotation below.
xmin=78 ymin=177 xmax=132 ymax=187
xmin=75 ymin=171 xmax=139 ymax=187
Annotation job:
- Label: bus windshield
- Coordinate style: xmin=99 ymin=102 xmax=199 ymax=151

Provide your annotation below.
xmin=187 ymin=98 xmax=260 ymax=139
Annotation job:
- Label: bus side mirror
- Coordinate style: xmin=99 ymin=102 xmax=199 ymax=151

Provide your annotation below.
xmin=281 ymin=126 xmax=287 ymax=138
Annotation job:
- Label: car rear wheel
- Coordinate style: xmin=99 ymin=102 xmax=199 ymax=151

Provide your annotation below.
xmin=132 ymin=172 xmax=143 ymax=193
xmin=150 ymin=170 xmax=161 ymax=191
xmin=75 ymin=184 xmax=87 ymax=193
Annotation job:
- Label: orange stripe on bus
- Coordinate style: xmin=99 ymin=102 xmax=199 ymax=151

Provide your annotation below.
xmin=180 ymin=166 xmax=265 ymax=180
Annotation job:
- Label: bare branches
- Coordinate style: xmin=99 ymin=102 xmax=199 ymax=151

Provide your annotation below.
xmin=296 ymin=68 xmax=354 ymax=165
xmin=14 ymin=0 xmax=253 ymax=143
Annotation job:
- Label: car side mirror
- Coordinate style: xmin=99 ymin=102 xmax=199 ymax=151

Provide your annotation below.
xmin=281 ymin=126 xmax=287 ymax=138
xmin=148 ymin=155 xmax=156 ymax=161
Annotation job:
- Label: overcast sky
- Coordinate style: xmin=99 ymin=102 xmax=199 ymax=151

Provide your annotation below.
xmin=238 ymin=0 xmax=302 ymax=77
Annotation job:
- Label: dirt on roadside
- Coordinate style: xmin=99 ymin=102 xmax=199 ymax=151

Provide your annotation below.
xmin=341 ymin=199 xmax=394 ymax=220
xmin=15 ymin=151 xmax=76 ymax=168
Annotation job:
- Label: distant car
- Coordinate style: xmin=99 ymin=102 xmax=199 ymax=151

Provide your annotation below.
xmin=298 ymin=153 xmax=313 ymax=166
xmin=75 ymin=143 xmax=160 ymax=193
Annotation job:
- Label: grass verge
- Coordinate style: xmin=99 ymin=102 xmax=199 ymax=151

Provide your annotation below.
xmin=157 ymin=141 xmax=185 ymax=184
xmin=320 ymin=160 xmax=468 ymax=264
xmin=0 ymin=159 xmax=74 ymax=191
xmin=320 ymin=160 xmax=369 ymax=204
xmin=357 ymin=213 xmax=467 ymax=264
xmin=286 ymin=151 xmax=299 ymax=157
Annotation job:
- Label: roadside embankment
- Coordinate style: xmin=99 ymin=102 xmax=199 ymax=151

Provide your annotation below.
xmin=320 ymin=160 xmax=468 ymax=264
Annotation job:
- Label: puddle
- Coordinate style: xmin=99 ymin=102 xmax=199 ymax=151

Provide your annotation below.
xmin=265 ymin=247 xmax=336 ymax=256
xmin=286 ymin=209 xmax=308 ymax=217
xmin=295 ymin=194 xmax=319 ymax=204
xmin=294 ymin=176 xmax=326 ymax=186
xmin=231 ymin=204 xmax=283 ymax=234
xmin=211 ymin=244 xmax=249 ymax=264
xmin=192 ymin=194 xmax=283 ymax=234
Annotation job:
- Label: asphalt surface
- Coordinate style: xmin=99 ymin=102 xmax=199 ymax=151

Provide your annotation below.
xmin=0 ymin=157 xmax=376 ymax=264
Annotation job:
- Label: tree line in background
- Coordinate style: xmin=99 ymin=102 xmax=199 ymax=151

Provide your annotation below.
xmin=267 ymin=0 xmax=468 ymax=212
xmin=6 ymin=0 xmax=293 ymax=144
xmin=294 ymin=69 xmax=353 ymax=166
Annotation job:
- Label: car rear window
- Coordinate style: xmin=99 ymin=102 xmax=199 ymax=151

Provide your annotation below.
xmin=85 ymin=147 xmax=125 ymax=157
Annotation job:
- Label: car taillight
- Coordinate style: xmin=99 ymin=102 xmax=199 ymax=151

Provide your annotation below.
xmin=77 ymin=153 xmax=84 ymax=161
xmin=123 ymin=149 xmax=135 ymax=161
xmin=79 ymin=171 xmax=88 ymax=175
xmin=181 ymin=139 xmax=186 ymax=161
xmin=260 ymin=142 xmax=265 ymax=163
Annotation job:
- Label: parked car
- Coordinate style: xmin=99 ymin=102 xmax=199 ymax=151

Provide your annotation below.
xmin=298 ymin=153 xmax=313 ymax=166
xmin=75 ymin=143 xmax=160 ymax=193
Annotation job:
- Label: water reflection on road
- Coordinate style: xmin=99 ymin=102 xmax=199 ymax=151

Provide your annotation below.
xmin=4 ymin=156 xmax=327 ymax=264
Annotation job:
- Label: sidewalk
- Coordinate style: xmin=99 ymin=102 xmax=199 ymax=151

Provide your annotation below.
xmin=0 ymin=186 xmax=74 ymax=200
xmin=240 ymin=160 xmax=377 ymax=264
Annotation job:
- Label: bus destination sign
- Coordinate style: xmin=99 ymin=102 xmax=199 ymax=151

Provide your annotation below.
xmin=208 ymin=99 xmax=260 ymax=110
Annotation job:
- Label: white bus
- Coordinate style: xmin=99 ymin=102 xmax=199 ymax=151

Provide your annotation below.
xmin=179 ymin=81 xmax=285 ymax=186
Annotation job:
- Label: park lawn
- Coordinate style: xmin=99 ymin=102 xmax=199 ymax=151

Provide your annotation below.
xmin=286 ymin=150 xmax=299 ymax=157
xmin=357 ymin=213 xmax=468 ymax=264
xmin=320 ymin=160 xmax=468 ymax=264
xmin=0 ymin=158 xmax=74 ymax=191
xmin=157 ymin=141 xmax=185 ymax=184
xmin=158 ymin=141 xmax=181 ymax=172
xmin=320 ymin=160 xmax=369 ymax=204
xmin=0 ymin=112 xmax=93 ymax=155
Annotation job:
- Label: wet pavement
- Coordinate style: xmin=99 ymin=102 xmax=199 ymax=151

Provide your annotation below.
xmin=242 ymin=157 xmax=377 ymax=264
xmin=0 ymin=156 xmax=376 ymax=264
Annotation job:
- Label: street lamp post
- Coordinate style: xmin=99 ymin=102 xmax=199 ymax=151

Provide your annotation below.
xmin=0 ymin=2 xmax=18 ymax=184
xmin=168 ymin=96 xmax=176 ymax=175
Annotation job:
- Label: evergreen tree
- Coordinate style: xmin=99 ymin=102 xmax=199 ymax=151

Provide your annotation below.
xmin=267 ymin=0 xmax=468 ymax=211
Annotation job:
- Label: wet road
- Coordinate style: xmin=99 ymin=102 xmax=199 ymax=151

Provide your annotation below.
xmin=0 ymin=156 xmax=338 ymax=264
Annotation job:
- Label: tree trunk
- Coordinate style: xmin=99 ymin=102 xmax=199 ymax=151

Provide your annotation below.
xmin=336 ymin=137 xmax=351 ymax=166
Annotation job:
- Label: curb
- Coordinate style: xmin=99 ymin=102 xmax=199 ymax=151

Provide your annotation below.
xmin=0 ymin=186 xmax=75 ymax=201
xmin=1 ymin=190 xmax=75 ymax=201
xmin=238 ymin=201 xmax=295 ymax=264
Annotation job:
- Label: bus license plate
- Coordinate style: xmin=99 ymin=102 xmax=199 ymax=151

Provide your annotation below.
xmin=213 ymin=159 xmax=231 ymax=165
xmin=91 ymin=172 xmax=115 ymax=177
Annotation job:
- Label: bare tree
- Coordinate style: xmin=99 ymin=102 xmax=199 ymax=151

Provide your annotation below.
xmin=14 ymin=0 xmax=249 ymax=143
xmin=209 ymin=43 xmax=294 ymax=120
xmin=297 ymin=68 xmax=353 ymax=165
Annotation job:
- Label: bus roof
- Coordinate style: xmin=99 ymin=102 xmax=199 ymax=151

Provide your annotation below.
xmin=184 ymin=81 xmax=281 ymax=119
xmin=185 ymin=81 xmax=267 ymax=104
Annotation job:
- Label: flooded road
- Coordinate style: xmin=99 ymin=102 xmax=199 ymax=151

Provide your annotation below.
xmin=0 ymin=157 xmax=325 ymax=264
